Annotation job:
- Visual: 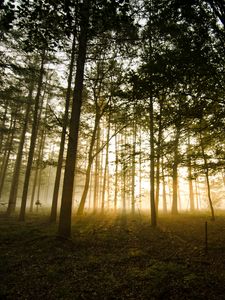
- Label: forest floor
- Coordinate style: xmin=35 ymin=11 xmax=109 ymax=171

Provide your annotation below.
xmin=0 ymin=211 xmax=225 ymax=300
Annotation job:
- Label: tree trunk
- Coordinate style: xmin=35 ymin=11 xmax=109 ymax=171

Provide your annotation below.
xmin=139 ymin=129 xmax=142 ymax=210
xmin=122 ymin=131 xmax=127 ymax=214
xmin=114 ymin=129 xmax=118 ymax=211
xmin=88 ymin=167 xmax=93 ymax=210
xmin=101 ymin=115 xmax=110 ymax=213
xmin=0 ymin=102 xmax=8 ymax=154
xmin=50 ymin=33 xmax=76 ymax=222
xmin=149 ymin=95 xmax=157 ymax=227
xmin=161 ymin=157 xmax=167 ymax=213
xmin=7 ymin=82 xmax=34 ymax=215
xmin=131 ymin=119 xmax=137 ymax=215
xmin=155 ymin=99 xmax=163 ymax=213
xmin=187 ymin=132 xmax=195 ymax=211
xmin=171 ymin=127 xmax=180 ymax=215
xmin=30 ymin=129 xmax=46 ymax=212
xmin=77 ymin=113 xmax=100 ymax=215
xmin=58 ymin=0 xmax=90 ymax=237
xmin=19 ymin=50 xmax=45 ymax=221
xmin=93 ymin=125 xmax=101 ymax=213
xmin=199 ymin=131 xmax=215 ymax=221
xmin=0 ymin=117 xmax=16 ymax=200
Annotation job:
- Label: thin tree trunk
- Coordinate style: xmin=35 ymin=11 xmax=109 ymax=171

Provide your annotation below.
xmin=187 ymin=132 xmax=195 ymax=211
xmin=0 ymin=118 xmax=16 ymax=199
xmin=0 ymin=117 xmax=14 ymax=188
xmin=131 ymin=119 xmax=137 ymax=215
xmin=88 ymin=167 xmax=93 ymax=210
xmin=30 ymin=129 xmax=46 ymax=212
xmin=50 ymin=33 xmax=76 ymax=222
xmin=7 ymin=82 xmax=34 ymax=215
xmin=30 ymin=160 xmax=39 ymax=212
xmin=107 ymin=164 xmax=110 ymax=210
xmin=149 ymin=95 xmax=157 ymax=227
xmin=19 ymin=50 xmax=45 ymax=221
xmin=77 ymin=114 xmax=100 ymax=215
xmin=0 ymin=103 xmax=8 ymax=154
xmin=114 ymin=130 xmax=118 ymax=211
xmin=161 ymin=157 xmax=167 ymax=213
xmin=122 ymin=131 xmax=127 ymax=214
xmin=155 ymin=99 xmax=163 ymax=213
xmin=58 ymin=0 xmax=90 ymax=238
xmin=98 ymin=133 xmax=104 ymax=209
xmin=199 ymin=131 xmax=215 ymax=221
xmin=93 ymin=125 xmax=100 ymax=213
xmin=101 ymin=115 xmax=111 ymax=213
xmin=139 ymin=129 xmax=142 ymax=210
xmin=171 ymin=127 xmax=180 ymax=215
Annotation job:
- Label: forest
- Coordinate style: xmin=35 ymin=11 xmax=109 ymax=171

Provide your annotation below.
xmin=0 ymin=0 xmax=225 ymax=299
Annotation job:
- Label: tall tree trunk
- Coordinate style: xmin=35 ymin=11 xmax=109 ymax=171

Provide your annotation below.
xmin=93 ymin=126 xmax=101 ymax=213
xmin=0 ymin=102 xmax=8 ymax=154
xmin=58 ymin=0 xmax=90 ymax=237
xmin=77 ymin=113 xmax=100 ymax=215
xmin=50 ymin=33 xmax=76 ymax=222
xmin=199 ymin=131 xmax=215 ymax=221
xmin=30 ymin=129 xmax=46 ymax=212
xmin=171 ymin=127 xmax=180 ymax=215
xmin=155 ymin=99 xmax=163 ymax=213
xmin=0 ymin=118 xmax=16 ymax=199
xmin=139 ymin=129 xmax=142 ymax=210
xmin=149 ymin=95 xmax=157 ymax=227
xmin=0 ymin=116 xmax=13 ymax=186
xmin=19 ymin=50 xmax=45 ymax=221
xmin=131 ymin=119 xmax=137 ymax=215
xmin=187 ymin=132 xmax=195 ymax=211
xmin=107 ymin=163 xmax=110 ymax=210
xmin=88 ymin=167 xmax=93 ymax=210
xmin=101 ymin=116 xmax=110 ymax=213
xmin=7 ymin=82 xmax=34 ymax=215
xmin=122 ymin=131 xmax=127 ymax=214
xmin=114 ymin=129 xmax=118 ymax=211
xmin=30 ymin=160 xmax=39 ymax=212
xmin=161 ymin=157 xmax=167 ymax=213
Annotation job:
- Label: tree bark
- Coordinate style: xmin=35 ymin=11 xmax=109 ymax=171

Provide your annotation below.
xmin=7 ymin=81 xmax=34 ymax=215
xmin=50 ymin=33 xmax=76 ymax=222
xmin=149 ymin=95 xmax=157 ymax=227
xmin=114 ymin=129 xmax=118 ymax=211
xmin=131 ymin=119 xmax=137 ymax=215
xmin=171 ymin=127 xmax=180 ymax=215
xmin=101 ymin=115 xmax=110 ymax=213
xmin=58 ymin=0 xmax=90 ymax=238
xmin=0 ymin=117 xmax=16 ymax=200
xmin=30 ymin=128 xmax=46 ymax=212
xmin=19 ymin=50 xmax=45 ymax=221
xmin=161 ymin=157 xmax=167 ymax=213
xmin=93 ymin=126 xmax=101 ymax=213
xmin=155 ymin=99 xmax=163 ymax=213
xmin=199 ymin=130 xmax=215 ymax=221
xmin=139 ymin=129 xmax=142 ymax=210
xmin=77 ymin=113 xmax=100 ymax=215
xmin=187 ymin=132 xmax=195 ymax=211
xmin=0 ymin=102 xmax=8 ymax=154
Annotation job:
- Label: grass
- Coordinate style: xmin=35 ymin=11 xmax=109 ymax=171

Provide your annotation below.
xmin=0 ymin=211 xmax=225 ymax=299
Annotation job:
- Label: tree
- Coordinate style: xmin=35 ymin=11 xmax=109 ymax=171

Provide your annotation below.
xmin=50 ymin=33 xmax=76 ymax=223
xmin=58 ymin=0 xmax=90 ymax=237
xmin=19 ymin=50 xmax=46 ymax=221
